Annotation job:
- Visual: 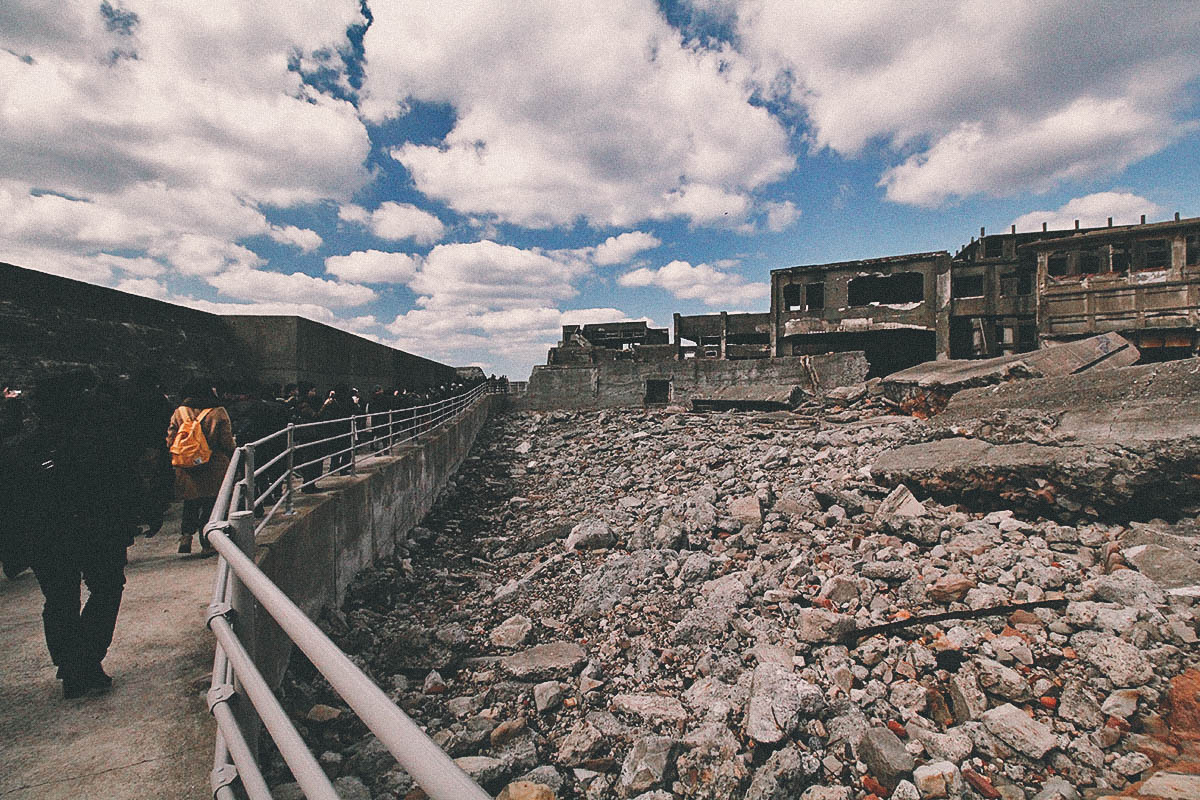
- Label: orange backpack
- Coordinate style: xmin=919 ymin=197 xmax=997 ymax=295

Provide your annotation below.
xmin=170 ymin=407 xmax=213 ymax=468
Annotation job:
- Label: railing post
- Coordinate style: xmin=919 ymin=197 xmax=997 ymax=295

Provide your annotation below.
xmin=349 ymin=416 xmax=357 ymax=476
xmin=285 ymin=424 xmax=295 ymax=515
xmin=242 ymin=444 xmax=256 ymax=514
xmin=229 ymin=510 xmax=260 ymax=759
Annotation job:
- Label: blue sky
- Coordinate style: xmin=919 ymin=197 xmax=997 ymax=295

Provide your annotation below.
xmin=2 ymin=0 xmax=1199 ymax=379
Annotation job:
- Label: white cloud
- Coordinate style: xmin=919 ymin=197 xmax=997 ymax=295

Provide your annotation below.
xmin=592 ymin=231 xmax=661 ymax=266
xmin=269 ymin=224 xmax=323 ymax=252
xmin=619 ymin=259 xmax=769 ymax=307
xmin=0 ymin=0 xmax=370 ymax=280
xmin=409 ymin=240 xmax=587 ymax=310
xmin=1011 ymin=192 xmax=1166 ymax=233
xmin=208 ymin=268 xmax=376 ymax=308
xmin=341 ymin=201 xmax=446 ymax=244
xmin=325 ymin=250 xmax=421 ymax=283
xmin=362 ymin=0 xmax=792 ymax=228
xmin=764 ymin=200 xmax=800 ymax=232
xmin=722 ymin=0 xmax=1200 ymax=205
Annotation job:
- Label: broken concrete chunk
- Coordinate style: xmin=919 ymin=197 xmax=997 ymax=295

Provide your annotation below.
xmin=500 ymin=642 xmax=586 ymax=680
xmin=981 ymin=703 xmax=1056 ymax=759
xmin=875 ymin=484 xmax=926 ymax=522
xmin=610 ymin=694 xmax=688 ymax=724
xmin=794 ymin=608 xmax=856 ymax=643
xmin=858 ymin=727 xmax=915 ymax=791
xmin=565 ymin=518 xmax=616 ymax=550
xmin=744 ymin=662 xmax=824 ymax=744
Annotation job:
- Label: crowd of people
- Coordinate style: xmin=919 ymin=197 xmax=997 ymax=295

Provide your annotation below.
xmin=0 ymin=368 xmax=491 ymax=700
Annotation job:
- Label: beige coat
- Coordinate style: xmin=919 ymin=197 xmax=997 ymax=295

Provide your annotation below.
xmin=167 ymin=403 xmax=235 ymax=500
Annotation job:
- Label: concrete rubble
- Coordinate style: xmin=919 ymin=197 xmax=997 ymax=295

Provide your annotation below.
xmin=264 ymin=366 xmax=1200 ymax=799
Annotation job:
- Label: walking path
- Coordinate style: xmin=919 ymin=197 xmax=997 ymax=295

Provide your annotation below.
xmin=0 ymin=506 xmax=216 ymax=800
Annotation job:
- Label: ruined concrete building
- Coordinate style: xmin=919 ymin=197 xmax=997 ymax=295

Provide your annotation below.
xmin=527 ymin=213 xmax=1200 ymax=406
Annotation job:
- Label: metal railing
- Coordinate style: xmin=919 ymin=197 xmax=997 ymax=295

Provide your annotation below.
xmin=201 ymin=383 xmax=498 ymax=799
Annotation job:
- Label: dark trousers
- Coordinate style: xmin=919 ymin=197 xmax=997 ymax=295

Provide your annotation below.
xmin=181 ymin=497 xmax=216 ymax=537
xmin=32 ymin=531 xmax=128 ymax=679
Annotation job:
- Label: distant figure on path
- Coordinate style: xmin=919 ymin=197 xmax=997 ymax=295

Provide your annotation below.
xmin=167 ymin=378 xmax=235 ymax=554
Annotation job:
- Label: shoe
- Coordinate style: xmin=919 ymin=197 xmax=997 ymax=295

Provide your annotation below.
xmin=177 ymin=534 xmax=193 ymax=554
xmin=86 ymin=664 xmax=113 ymax=694
xmin=62 ymin=675 xmax=88 ymax=699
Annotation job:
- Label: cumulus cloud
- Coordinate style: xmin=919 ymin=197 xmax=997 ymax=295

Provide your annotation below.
xmin=592 ymin=231 xmax=662 ymax=266
xmin=720 ymin=0 xmax=1200 ymax=205
xmin=619 ymin=259 xmax=769 ymax=307
xmin=0 ymin=0 xmax=369 ymax=277
xmin=325 ymin=250 xmax=422 ymax=283
xmin=1011 ymin=192 xmax=1166 ymax=233
xmin=362 ymin=0 xmax=793 ymax=228
xmin=112 ymin=277 xmax=169 ymax=300
xmin=208 ymin=268 xmax=375 ymax=308
xmin=268 ymin=224 xmax=323 ymax=252
xmin=409 ymin=240 xmax=587 ymax=310
xmin=764 ymin=200 xmax=800 ymax=232
xmin=340 ymin=201 xmax=446 ymax=245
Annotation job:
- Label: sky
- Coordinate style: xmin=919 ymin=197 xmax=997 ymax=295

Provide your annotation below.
xmin=2 ymin=1 xmax=1199 ymax=380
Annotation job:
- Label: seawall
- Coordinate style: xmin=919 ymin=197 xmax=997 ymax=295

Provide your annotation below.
xmin=245 ymin=393 xmax=500 ymax=689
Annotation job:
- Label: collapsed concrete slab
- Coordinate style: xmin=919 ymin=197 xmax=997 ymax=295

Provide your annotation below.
xmin=872 ymin=357 xmax=1200 ymax=520
xmin=881 ymin=332 xmax=1139 ymax=416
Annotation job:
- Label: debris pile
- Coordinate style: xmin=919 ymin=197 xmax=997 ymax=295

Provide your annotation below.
xmin=267 ymin=394 xmax=1200 ymax=799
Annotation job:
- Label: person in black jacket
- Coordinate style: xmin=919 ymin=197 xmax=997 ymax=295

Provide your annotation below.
xmin=18 ymin=370 xmax=142 ymax=698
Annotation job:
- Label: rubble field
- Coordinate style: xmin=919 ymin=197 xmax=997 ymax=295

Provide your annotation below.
xmin=267 ymin=392 xmax=1200 ymax=800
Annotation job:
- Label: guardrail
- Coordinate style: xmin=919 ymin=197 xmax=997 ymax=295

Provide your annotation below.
xmin=201 ymin=383 xmax=498 ymax=799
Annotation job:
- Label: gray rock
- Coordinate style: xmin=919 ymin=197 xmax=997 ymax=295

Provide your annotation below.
xmin=800 ymin=788 xmax=853 ymax=800
xmin=534 ymin=680 xmax=564 ymax=713
xmin=875 ymin=484 xmax=926 ymax=521
xmin=566 ymin=518 xmax=616 ymax=550
xmin=948 ymin=668 xmax=988 ymax=722
xmin=861 ymin=560 xmax=915 ymax=582
xmin=557 ymin=718 xmax=608 ymax=766
xmin=574 ymin=551 xmax=669 ymax=617
xmin=975 ymin=657 xmax=1031 ymax=701
xmin=611 ymin=693 xmax=688 ymax=724
xmin=1057 ymin=681 xmax=1102 ymax=728
xmin=1138 ymin=771 xmax=1200 ymax=799
xmin=678 ymin=551 xmax=712 ymax=583
xmin=619 ymin=735 xmax=678 ymax=797
xmin=912 ymin=761 xmax=963 ymax=799
xmin=501 ymin=641 xmax=586 ymax=680
xmin=491 ymin=614 xmax=534 ymax=648
xmin=858 ymin=727 xmax=914 ymax=791
xmin=1084 ymin=569 xmax=1166 ymax=606
xmin=745 ymin=744 xmax=820 ymax=800
xmin=729 ymin=494 xmax=764 ymax=523
xmin=795 ymin=608 xmax=855 ymax=643
xmin=981 ymin=704 xmax=1056 ymax=759
xmin=1031 ymin=776 xmax=1078 ymax=800
xmin=454 ymin=756 xmax=508 ymax=789
xmin=1071 ymin=631 xmax=1154 ymax=687
xmin=1111 ymin=751 xmax=1153 ymax=777
xmin=332 ymin=776 xmax=371 ymax=800
xmin=1100 ymin=688 xmax=1141 ymax=718
xmin=909 ymin=725 xmax=972 ymax=763
xmin=818 ymin=574 xmax=860 ymax=605
xmin=744 ymin=662 xmax=825 ymax=744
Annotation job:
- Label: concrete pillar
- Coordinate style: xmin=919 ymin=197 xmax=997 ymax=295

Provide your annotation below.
xmin=719 ymin=311 xmax=727 ymax=360
xmin=673 ymin=313 xmax=682 ymax=360
xmin=768 ymin=276 xmax=779 ymax=357
xmin=1171 ymin=235 xmax=1186 ymax=280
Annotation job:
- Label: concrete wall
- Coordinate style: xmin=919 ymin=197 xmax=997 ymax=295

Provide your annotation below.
xmin=523 ymin=352 xmax=868 ymax=410
xmin=0 ymin=262 xmax=456 ymax=395
xmin=1 ymin=262 xmax=253 ymax=390
xmin=247 ymin=394 xmax=500 ymax=688
xmin=223 ymin=315 xmax=456 ymax=392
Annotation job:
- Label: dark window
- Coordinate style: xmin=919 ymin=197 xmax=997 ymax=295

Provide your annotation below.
xmin=847 ymin=272 xmax=924 ymax=306
xmin=1000 ymin=274 xmax=1018 ymax=297
xmin=1018 ymin=270 xmax=1035 ymax=295
xmin=645 ymin=379 xmax=670 ymax=404
xmin=953 ymin=274 xmax=985 ymax=298
xmin=1080 ymin=250 xmax=1101 ymax=274
xmin=1018 ymin=325 xmax=1038 ymax=352
xmin=1142 ymin=239 xmax=1170 ymax=270
xmin=1188 ymin=235 xmax=1200 ymax=266
xmin=1111 ymin=245 xmax=1129 ymax=272
xmin=1048 ymin=254 xmax=1069 ymax=277
xmin=984 ymin=237 xmax=1004 ymax=259
xmin=782 ymin=283 xmax=804 ymax=311
xmin=805 ymin=282 xmax=825 ymax=311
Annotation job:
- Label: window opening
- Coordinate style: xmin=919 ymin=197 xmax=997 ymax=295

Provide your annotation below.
xmin=1018 ymin=271 xmax=1035 ymax=295
xmin=952 ymin=274 xmax=985 ymax=298
xmin=847 ymin=272 xmax=924 ymax=306
xmin=1142 ymin=239 xmax=1170 ymax=270
xmin=644 ymin=379 xmax=670 ymax=404
xmin=1047 ymin=254 xmax=1069 ymax=277
xmin=805 ymin=282 xmax=825 ymax=311
xmin=1111 ymin=245 xmax=1129 ymax=272
xmin=984 ymin=237 xmax=1003 ymax=258
xmin=782 ymin=283 xmax=803 ymax=311
xmin=1187 ymin=235 xmax=1200 ymax=266
xmin=1080 ymin=250 xmax=1101 ymax=274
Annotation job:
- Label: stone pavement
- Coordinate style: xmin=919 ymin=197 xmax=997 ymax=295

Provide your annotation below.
xmin=0 ymin=511 xmax=216 ymax=800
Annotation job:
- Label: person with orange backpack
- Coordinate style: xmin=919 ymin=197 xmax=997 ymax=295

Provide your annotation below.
xmin=166 ymin=378 xmax=235 ymax=555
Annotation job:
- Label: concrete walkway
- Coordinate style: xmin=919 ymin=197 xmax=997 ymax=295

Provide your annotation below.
xmin=0 ymin=509 xmax=216 ymax=800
